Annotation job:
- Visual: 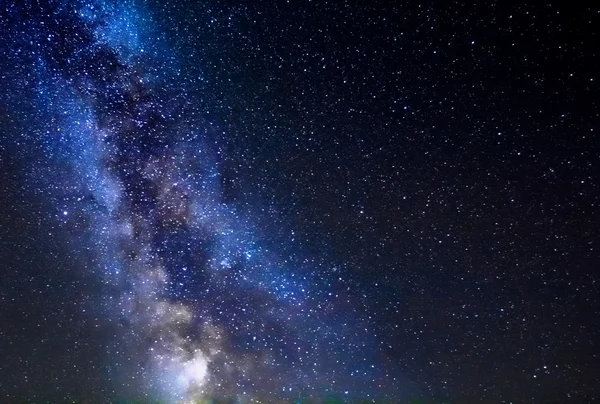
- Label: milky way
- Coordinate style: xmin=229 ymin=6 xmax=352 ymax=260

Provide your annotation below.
xmin=2 ymin=1 xmax=383 ymax=402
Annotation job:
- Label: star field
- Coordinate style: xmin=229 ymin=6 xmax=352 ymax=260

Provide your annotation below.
xmin=0 ymin=1 xmax=598 ymax=403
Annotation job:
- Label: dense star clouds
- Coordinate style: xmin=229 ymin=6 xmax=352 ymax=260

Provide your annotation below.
xmin=0 ymin=1 xmax=598 ymax=403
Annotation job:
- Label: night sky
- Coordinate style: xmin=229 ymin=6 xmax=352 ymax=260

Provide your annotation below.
xmin=0 ymin=1 xmax=598 ymax=403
